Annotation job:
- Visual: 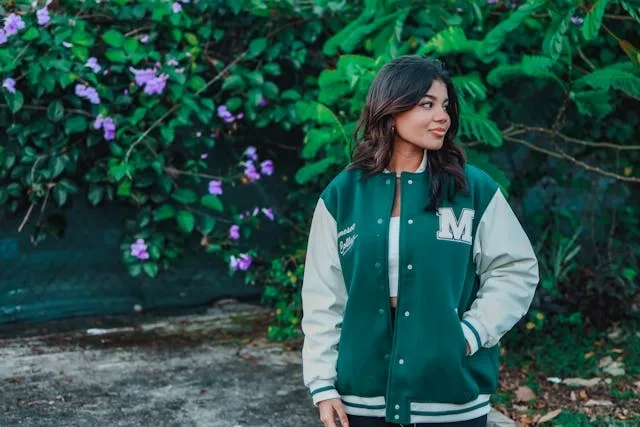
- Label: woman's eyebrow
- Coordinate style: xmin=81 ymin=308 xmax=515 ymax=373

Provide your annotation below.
xmin=421 ymin=94 xmax=449 ymax=103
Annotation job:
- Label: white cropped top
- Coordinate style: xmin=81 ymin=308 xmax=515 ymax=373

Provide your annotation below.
xmin=388 ymin=216 xmax=400 ymax=298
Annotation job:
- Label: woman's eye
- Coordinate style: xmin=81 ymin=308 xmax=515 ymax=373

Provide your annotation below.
xmin=421 ymin=102 xmax=433 ymax=109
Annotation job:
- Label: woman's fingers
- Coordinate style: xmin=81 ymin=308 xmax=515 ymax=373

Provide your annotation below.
xmin=333 ymin=401 xmax=350 ymax=427
xmin=319 ymin=401 xmax=338 ymax=427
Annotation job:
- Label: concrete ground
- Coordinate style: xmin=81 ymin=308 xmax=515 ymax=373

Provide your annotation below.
xmin=0 ymin=302 xmax=516 ymax=427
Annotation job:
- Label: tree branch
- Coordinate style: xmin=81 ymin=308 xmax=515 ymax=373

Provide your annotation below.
xmin=503 ymin=136 xmax=640 ymax=183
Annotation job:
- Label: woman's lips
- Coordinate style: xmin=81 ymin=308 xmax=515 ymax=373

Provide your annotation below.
xmin=429 ymin=128 xmax=447 ymax=137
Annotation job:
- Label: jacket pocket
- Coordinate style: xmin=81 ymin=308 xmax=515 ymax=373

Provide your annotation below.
xmin=410 ymin=308 xmax=479 ymax=404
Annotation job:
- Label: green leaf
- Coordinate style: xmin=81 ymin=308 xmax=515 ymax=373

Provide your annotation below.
xmin=154 ymin=204 xmax=176 ymax=221
xmin=582 ymin=0 xmax=610 ymax=41
xmin=417 ymin=26 xmax=478 ymax=56
xmin=451 ymin=75 xmax=487 ymax=101
xmin=51 ymin=156 xmax=66 ymax=178
xmin=117 ymin=179 xmax=132 ymax=196
xmin=222 ymin=75 xmax=245 ymax=91
xmin=248 ymin=38 xmax=268 ymax=57
xmin=571 ymin=89 xmax=613 ymax=118
xmin=4 ymin=91 xmax=24 ymax=113
xmin=176 ymin=210 xmax=195 ymax=233
xmin=295 ymin=158 xmax=337 ymax=184
xmin=201 ymin=195 xmax=224 ymax=212
xmin=47 ymin=100 xmax=64 ymax=122
xmin=53 ymin=184 xmax=72 ymax=206
xmin=171 ymin=188 xmax=198 ymax=204
xmin=102 ymin=29 xmax=125 ymax=47
xmin=65 ymin=116 xmax=88 ymax=134
xmin=143 ymin=262 xmax=159 ymax=278
xmin=302 ymin=128 xmax=338 ymax=159
xmin=458 ymin=100 xmax=503 ymax=147
xmin=198 ymin=215 xmax=216 ymax=234
xmin=21 ymin=27 xmax=40 ymax=41
xmin=574 ymin=67 xmax=640 ymax=97
xmin=105 ymin=48 xmax=127 ymax=63
xmin=477 ymin=0 xmax=548 ymax=60
xmin=87 ymin=185 xmax=105 ymax=206
xmin=620 ymin=1 xmax=640 ymax=24
xmin=487 ymin=56 xmax=558 ymax=87
xmin=543 ymin=8 xmax=574 ymax=61
xmin=189 ymin=75 xmax=207 ymax=91
xmin=123 ymin=38 xmax=139 ymax=55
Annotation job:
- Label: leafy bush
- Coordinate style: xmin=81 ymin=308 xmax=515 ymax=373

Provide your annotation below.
xmin=2 ymin=0 xmax=638 ymax=336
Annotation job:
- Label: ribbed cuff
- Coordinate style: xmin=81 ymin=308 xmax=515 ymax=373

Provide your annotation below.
xmin=461 ymin=319 xmax=483 ymax=356
xmin=310 ymin=381 xmax=341 ymax=406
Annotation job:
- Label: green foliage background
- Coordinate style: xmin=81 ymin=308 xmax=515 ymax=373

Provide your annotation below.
xmin=1 ymin=0 xmax=638 ymax=340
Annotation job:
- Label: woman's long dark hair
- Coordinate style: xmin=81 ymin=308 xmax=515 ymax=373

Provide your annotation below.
xmin=348 ymin=55 xmax=467 ymax=211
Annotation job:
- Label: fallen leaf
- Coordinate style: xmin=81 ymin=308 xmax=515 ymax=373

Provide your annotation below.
xmin=563 ymin=377 xmax=601 ymax=388
xmin=603 ymin=361 xmax=626 ymax=377
xmin=585 ymin=399 xmax=614 ymax=406
xmin=546 ymin=377 xmax=562 ymax=384
xmin=570 ymin=391 xmax=577 ymax=401
xmin=579 ymin=390 xmax=589 ymax=400
xmin=537 ymin=409 xmax=562 ymax=424
xmin=515 ymin=386 xmax=537 ymax=402
xmin=584 ymin=351 xmax=594 ymax=359
xmin=599 ymin=356 xmax=613 ymax=368
xmin=633 ymin=380 xmax=640 ymax=389
xmin=611 ymin=348 xmax=624 ymax=354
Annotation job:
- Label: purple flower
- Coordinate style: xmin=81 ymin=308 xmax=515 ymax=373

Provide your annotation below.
xmin=130 ymin=238 xmax=149 ymax=260
xmin=0 ymin=29 xmax=7 ymax=45
xmin=208 ymin=180 xmax=222 ymax=195
xmin=75 ymin=84 xmax=100 ymax=104
xmin=260 ymin=160 xmax=274 ymax=176
xmin=258 ymin=97 xmax=269 ymax=107
xmin=4 ymin=14 xmax=25 ymax=37
xmin=36 ymin=7 xmax=50 ymax=25
xmin=2 ymin=78 xmax=16 ymax=94
xmin=143 ymin=74 xmax=168 ymax=95
xmin=85 ymin=57 xmax=101 ymax=73
xmin=94 ymin=115 xmax=116 ymax=141
xmin=252 ymin=207 xmax=260 ymax=216
xmin=230 ymin=253 xmax=253 ymax=271
xmin=236 ymin=112 xmax=244 ymax=119
xmin=167 ymin=59 xmax=179 ymax=66
xmin=244 ymin=146 xmax=258 ymax=161
xmin=196 ymin=131 xmax=202 ymax=137
xmin=261 ymin=208 xmax=275 ymax=221
xmin=200 ymin=153 xmax=208 ymax=159
xmin=229 ymin=224 xmax=240 ymax=240
xmin=93 ymin=115 xmax=104 ymax=130
xmin=217 ymin=105 xmax=235 ymax=123
xmin=102 ymin=117 xmax=116 ymax=141
xmin=172 ymin=2 xmax=182 ymax=13
xmin=244 ymin=162 xmax=261 ymax=182
xmin=487 ymin=0 xmax=498 ymax=3
xmin=140 ymin=34 xmax=150 ymax=44
xmin=84 ymin=87 xmax=100 ymax=104
xmin=570 ymin=16 xmax=583 ymax=25
xmin=129 ymin=67 xmax=157 ymax=86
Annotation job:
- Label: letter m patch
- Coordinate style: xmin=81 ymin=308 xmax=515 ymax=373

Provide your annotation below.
xmin=436 ymin=208 xmax=475 ymax=245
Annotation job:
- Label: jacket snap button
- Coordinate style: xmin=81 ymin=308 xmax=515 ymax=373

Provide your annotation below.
xmin=377 ymin=218 xmax=383 ymax=224
xmin=408 ymin=219 xmax=413 ymax=224
xmin=404 ymin=311 xmax=410 ymax=317
xmin=395 ymin=404 xmax=400 ymax=410
xmin=394 ymin=415 xmax=400 ymax=420
xmin=407 ymin=264 xmax=413 ymax=270
xmin=398 ymin=359 xmax=404 ymax=365
xmin=408 ymin=179 xmax=413 ymax=184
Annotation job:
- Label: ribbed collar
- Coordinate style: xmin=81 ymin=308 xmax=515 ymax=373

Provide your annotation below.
xmin=383 ymin=150 xmax=428 ymax=175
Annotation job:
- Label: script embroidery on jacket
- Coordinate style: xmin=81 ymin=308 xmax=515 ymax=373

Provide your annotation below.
xmin=338 ymin=223 xmax=358 ymax=256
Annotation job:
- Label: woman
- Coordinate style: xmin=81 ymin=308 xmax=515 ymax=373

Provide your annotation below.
xmin=301 ymin=55 xmax=538 ymax=427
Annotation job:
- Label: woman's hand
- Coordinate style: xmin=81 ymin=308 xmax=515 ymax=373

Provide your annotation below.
xmin=318 ymin=398 xmax=349 ymax=427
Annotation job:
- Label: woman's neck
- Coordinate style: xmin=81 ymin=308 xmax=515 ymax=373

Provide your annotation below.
xmin=387 ymin=143 xmax=424 ymax=174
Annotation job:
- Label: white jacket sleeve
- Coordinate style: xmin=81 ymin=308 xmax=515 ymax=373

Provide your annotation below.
xmin=301 ymin=198 xmax=348 ymax=405
xmin=461 ymin=189 xmax=539 ymax=356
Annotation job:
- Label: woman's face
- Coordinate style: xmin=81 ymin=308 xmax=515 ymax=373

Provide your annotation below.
xmin=393 ymin=80 xmax=450 ymax=151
